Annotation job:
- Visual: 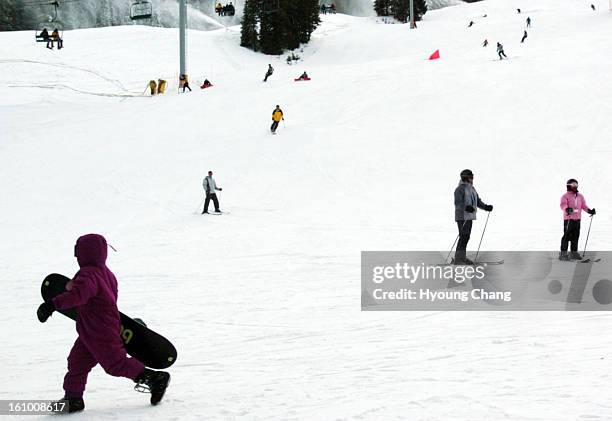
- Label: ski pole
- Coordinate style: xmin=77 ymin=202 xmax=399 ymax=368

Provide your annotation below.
xmin=582 ymin=214 xmax=594 ymax=258
xmin=445 ymin=220 xmax=467 ymax=264
xmin=195 ymin=196 xmax=205 ymax=214
xmin=474 ymin=211 xmax=490 ymax=263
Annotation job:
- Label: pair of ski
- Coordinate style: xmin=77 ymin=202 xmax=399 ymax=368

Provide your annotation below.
xmin=437 ymin=259 xmax=504 ymax=266
xmin=557 ymin=257 xmax=602 ymax=263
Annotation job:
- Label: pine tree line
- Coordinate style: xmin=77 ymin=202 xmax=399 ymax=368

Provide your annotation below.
xmin=374 ymin=0 xmax=427 ymax=23
xmin=241 ymin=0 xmax=321 ymax=55
xmin=0 ymin=0 xmax=33 ymax=31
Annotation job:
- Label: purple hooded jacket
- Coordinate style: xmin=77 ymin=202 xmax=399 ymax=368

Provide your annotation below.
xmin=52 ymin=234 xmax=124 ymax=352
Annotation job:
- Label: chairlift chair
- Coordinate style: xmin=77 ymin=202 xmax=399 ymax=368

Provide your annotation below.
xmin=35 ymin=21 xmax=63 ymax=42
xmin=130 ymin=0 xmax=153 ymax=20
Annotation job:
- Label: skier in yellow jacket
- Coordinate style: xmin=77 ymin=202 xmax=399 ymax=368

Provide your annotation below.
xmin=271 ymin=105 xmax=284 ymax=134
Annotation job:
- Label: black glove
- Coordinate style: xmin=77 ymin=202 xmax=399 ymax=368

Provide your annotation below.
xmin=587 ymin=208 xmax=596 ymax=215
xmin=465 ymin=205 xmax=475 ymax=213
xmin=37 ymin=301 xmax=55 ymax=323
xmin=484 ymin=205 xmax=493 ymax=212
xmin=565 ymin=207 xmax=574 ymax=215
xmin=218 ymin=188 xmax=223 ymax=191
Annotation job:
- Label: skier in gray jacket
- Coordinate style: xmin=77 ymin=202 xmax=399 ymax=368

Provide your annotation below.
xmin=202 ymin=170 xmax=222 ymax=214
xmin=454 ymin=169 xmax=493 ymax=264
xmin=497 ymin=42 xmax=507 ymax=59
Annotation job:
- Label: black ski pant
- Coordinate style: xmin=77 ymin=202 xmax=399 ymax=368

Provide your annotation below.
xmin=204 ymin=193 xmax=220 ymax=213
xmin=264 ymin=72 xmax=272 ymax=82
xmin=498 ymin=51 xmax=507 ymax=59
xmin=271 ymin=120 xmax=280 ymax=132
xmin=521 ymin=34 xmax=527 ymax=43
xmin=455 ymin=220 xmax=473 ymax=260
xmin=561 ymin=219 xmax=581 ymax=252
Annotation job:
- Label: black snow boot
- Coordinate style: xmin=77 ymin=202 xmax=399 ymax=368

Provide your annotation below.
xmin=559 ymin=251 xmax=570 ymax=261
xmin=570 ymin=251 xmax=583 ymax=260
xmin=58 ymin=397 xmax=84 ymax=413
xmin=134 ymin=368 xmax=171 ymax=405
xmin=452 ymin=257 xmax=474 ymax=265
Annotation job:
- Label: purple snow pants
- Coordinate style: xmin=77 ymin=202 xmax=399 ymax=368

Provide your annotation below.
xmin=63 ymin=337 xmax=144 ymax=398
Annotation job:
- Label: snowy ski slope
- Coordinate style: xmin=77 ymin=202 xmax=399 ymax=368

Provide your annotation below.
xmin=1 ymin=0 xmax=612 ymax=419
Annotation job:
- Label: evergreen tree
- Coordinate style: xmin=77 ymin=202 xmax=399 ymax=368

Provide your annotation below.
xmin=374 ymin=0 xmax=391 ymax=16
xmin=240 ymin=0 xmax=259 ymax=51
xmin=242 ymin=0 xmax=321 ymax=55
xmin=297 ymin=0 xmax=320 ymax=44
xmin=414 ymin=0 xmax=427 ymax=21
xmin=391 ymin=0 xmax=409 ymax=22
xmin=381 ymin=0 xmax=427 ymax=23
xmin=259 ymin=2 xmax=285 ymax=55
xmin=0 ymin=0 xmax=31 ymax=31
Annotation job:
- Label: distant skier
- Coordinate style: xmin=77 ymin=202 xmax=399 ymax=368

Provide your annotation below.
xmin=263 ymin=64 xmax=274 ymax=82
xmin=200 ymin=79 xmax=213 ymax=89
xmin=497 ymin=42 xmax=507 ymax=59
xmin=482 ymin=39 xmax=488 ymax=47
xmin=468 ymin=21 xmax=475 ymax=28
xmin=517 ymin=8 xmax=521 ymax=14
xmin=296 ymin=71 xmax=309 ymax=81
xmin=453 ymin=169 xmax=493 ymax=265
xmin=526 ymin=17 xmax=531 ymax=27
xmin=179 ymin=74 xmax=191 ymax=92
xmin=202 ymin=170 xmax=223 ymax=214
xmin=36 ymin=234 xmax=170 ymax=413
xmin=148 ymin=80 xmax=157 ymax=96
xmin=559 ymin=179 xmax=596 ymax=260
xmin=270 ymin=105 xmax=284 ymax=134
xmin=591 ymin=4 xmax=596 ymax=11
xmin=330 ymin=3 xmax=336 ymax=13
xmin=521 ymin=30 xmax=528 ymax=43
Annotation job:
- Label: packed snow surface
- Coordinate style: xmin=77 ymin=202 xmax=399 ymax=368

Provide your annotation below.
xmin=1 ymin=0 xmax=612 ymax=419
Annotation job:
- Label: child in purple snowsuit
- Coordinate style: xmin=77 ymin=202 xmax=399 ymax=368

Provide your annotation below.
xmin=37 ymin=234 xmax=170 ymax=413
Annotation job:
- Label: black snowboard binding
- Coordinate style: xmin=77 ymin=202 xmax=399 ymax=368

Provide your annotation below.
xmin=134 ymin=368 xmax=171 ymax=405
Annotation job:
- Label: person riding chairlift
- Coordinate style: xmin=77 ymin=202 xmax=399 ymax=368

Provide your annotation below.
xmin=38 ymin=28 xmax=52 ymax=49
xmin=52 ymin=28 xmax=63 ymax=49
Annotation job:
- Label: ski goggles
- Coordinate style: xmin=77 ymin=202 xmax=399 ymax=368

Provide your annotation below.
xmin=567 ymin=182 xmax=578 ymax=188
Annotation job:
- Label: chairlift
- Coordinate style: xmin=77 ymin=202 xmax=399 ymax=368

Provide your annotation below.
xmin=130 ymin=0 xmax=153 ymax=20
xmin=214 ymin=1 xmax=236 ymax=17
xmin=35 ymin=21 xmax=63 ymax=43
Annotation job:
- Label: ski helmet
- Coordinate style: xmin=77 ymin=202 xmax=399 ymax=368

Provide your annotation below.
xmin=566 ymin=178 xmax=578 ymax=191
xmin=460 ymin=169 xmax=474 ymax=181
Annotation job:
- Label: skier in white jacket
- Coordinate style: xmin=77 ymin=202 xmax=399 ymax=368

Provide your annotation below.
xmin=202 ymin=171 xmax=222 ymax=214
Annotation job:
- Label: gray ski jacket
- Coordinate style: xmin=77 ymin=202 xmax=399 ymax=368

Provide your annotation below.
xmin=454 ymin=181 xmax=488 ymax=221
xmin=203 ymin=176 xmax=221 ymax=195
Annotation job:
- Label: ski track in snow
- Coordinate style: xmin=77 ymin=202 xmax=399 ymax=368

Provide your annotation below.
xmin=2 ymin=0 xmax=612 ymax=420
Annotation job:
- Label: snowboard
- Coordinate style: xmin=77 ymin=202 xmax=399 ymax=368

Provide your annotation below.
xmin=294 ymin=78 xmax=311 ymax=81
xmin=41 ymin=273 xmax=177 ymax=369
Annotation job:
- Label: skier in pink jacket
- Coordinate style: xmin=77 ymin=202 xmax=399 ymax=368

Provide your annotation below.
xmin=559 ymin=179 xmax=596 ymax=260
xmin=37 ymin=234 xmax=170 ymax=413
